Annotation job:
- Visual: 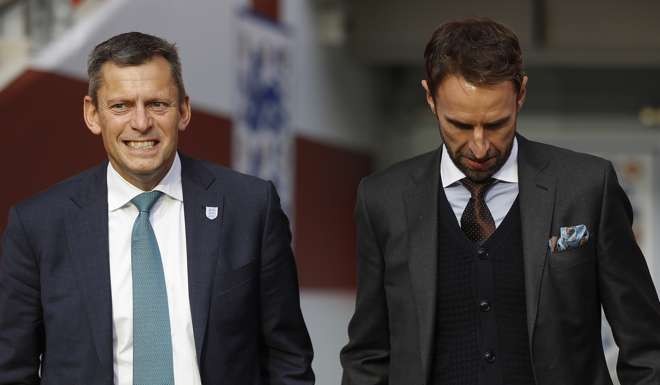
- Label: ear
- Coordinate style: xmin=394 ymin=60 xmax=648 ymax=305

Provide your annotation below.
xmin=516 ymin=75 xmax=528 ymax=110
xmin=177 ymin=95 xmax=192 ymax=132
xmin=83 ymin=95 xmax=102 ymax=135
xmin=421 ymin=79 xmax=436 ymax=114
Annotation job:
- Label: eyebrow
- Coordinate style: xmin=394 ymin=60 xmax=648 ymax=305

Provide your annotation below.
xmin=104 ymin=97 xmax=130 ymax=105
xmin=445 ymin=115 xmax=511 ymax=129
xmin=484 ymin=116 xmax=512 ymax=128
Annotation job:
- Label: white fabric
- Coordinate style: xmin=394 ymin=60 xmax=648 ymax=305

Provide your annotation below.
xmin=107 ymin=153 xmax=201 ymax=385
xmin=441 ymin=137 xmax=519 ymax=227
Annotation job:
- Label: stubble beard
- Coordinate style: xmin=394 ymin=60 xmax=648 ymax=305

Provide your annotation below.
xmin=441 ymin=133 xmax=514 ymax=183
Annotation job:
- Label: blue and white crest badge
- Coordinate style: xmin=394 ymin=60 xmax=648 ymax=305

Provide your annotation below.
xmin=205 ymin=206 xmax=218 ymax=220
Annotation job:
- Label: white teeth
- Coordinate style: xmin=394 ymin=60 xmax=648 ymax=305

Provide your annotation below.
xmin=126 ymin=141 xmax=156 ymax=149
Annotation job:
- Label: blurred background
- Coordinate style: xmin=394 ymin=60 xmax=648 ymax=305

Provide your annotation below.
xmin=1 ymin=0 xmax=659 ymax=383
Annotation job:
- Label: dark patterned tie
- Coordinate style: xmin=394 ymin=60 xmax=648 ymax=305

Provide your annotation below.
xmin=460 ymin=177 xmax=496 ymax=242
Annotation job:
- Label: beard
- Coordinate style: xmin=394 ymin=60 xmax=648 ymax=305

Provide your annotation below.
xmin=442 ymin=135 xmax=514 ymax=183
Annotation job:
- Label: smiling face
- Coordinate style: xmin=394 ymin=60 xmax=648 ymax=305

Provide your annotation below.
xmin=84 ymin=56 xmax=191 ymax=190
xmin=422 ymin=74 xmax=527 ymax=182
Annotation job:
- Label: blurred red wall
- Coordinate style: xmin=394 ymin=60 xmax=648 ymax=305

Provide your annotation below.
xmin=295 ymin=137 xmax=371 ymax=289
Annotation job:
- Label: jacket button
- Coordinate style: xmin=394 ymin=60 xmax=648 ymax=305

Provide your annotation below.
xmin=483 ymin=351 xmax=496 ymax=363
xmin=479 ymin=300 xmax=492 ymax=312
xmin=477 ymin=247 xmax=488 ymax=259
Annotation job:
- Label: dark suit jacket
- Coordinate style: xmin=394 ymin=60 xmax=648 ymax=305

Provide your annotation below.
xmin=340 ymin=136 xmax=660 ymax=385
xmin=0 ymin=155 xmax=314 ymax=385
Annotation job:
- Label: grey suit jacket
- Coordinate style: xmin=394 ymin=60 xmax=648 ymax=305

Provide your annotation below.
xmin=0 ymin=155 xmax=314 ymax=385
xmin=340 ymin=135 xmax=660 ymax=385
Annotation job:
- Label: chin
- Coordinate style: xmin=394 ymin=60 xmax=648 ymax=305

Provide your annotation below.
xmin=460 ymin=165 xmax=496 ymax=182
xmin=464 ymin=172 xmax=492 ymax=182
xmin=126 ymin=157 xmax=162 ymax=170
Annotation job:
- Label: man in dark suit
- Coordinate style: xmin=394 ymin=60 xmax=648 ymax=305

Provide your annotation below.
xmin=0 ymin=32 xmax=314 ymax=384
xmin=340 ymin=18 xmax=660 ymax=385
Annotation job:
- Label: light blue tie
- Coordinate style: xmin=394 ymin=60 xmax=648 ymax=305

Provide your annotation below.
xmin=131 ymin=191 xmax=174 ymax=385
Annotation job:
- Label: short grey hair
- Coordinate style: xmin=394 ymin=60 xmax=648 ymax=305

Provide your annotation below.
xmin=87 ymin=31 xmax=186 ymax=106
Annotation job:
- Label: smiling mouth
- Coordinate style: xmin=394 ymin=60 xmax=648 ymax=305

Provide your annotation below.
xmin=124 ymin=140 xmax=158 ymax=149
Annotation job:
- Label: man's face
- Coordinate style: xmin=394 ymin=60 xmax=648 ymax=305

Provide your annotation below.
xmin=422 ymin=74 xmax=527 ymax=182
xmin=83 ymin=56 xmax=191 ymax=190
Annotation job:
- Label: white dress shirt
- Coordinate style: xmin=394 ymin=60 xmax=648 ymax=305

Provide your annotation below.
xmin=441 ymin=137 xmax=519 ymax=228
xmin=107 ymin=153 xmax=202 ymax=385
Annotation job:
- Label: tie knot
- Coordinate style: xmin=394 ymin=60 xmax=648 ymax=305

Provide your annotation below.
xmin=460 ymin=177 xmax=496 ymax=198
xmin=132 ymin=191 xmax=163 ymax=213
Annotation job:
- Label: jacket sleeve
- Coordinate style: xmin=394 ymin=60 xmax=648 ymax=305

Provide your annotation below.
xmin=597 ymin=162 xmax=660 ymax=385
xmin=340 ymin=179 xmax=390 ymax=385
xmin=0 ymin=206 xmax=43 ymax=384
xmin=259 ymin=182 xmax=315 ymax=385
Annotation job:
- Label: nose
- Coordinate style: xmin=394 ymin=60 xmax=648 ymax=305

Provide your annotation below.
xmin=130 ymin=104 xmax=152 ymax=132
xmin=470 ymin=127 xmax=490 ymax=159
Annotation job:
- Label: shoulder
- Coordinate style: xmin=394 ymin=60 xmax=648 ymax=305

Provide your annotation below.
xmin=12 ymin=163 xmax=106 ymax=215
xmin=5 ymin=163 xmax=106 ymax=238
xmin=180 ymin=157 xmax=283 ymax=230
xmin=361 ymin=149 xmax=438 ymax=194
xmin=520 ymin=137 xmax=612 ymax=177
xmin=181 ymin=156 xmax=274 ymax=201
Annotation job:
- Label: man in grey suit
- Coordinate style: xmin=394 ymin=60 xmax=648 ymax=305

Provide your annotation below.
xmin=340 ymin=18 xmax=660 ymax=385
xmin=0 ymin=32 xmax=314 ymax=384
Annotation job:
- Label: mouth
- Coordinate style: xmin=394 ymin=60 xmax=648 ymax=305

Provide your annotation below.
xmin=464 ymin=157 xmax=496 ymax=172
xmin=123 ymin=140 xmax=159 ymax=150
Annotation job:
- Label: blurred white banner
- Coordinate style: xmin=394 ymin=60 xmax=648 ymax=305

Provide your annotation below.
xmin=233 ymin=10 xmax=293 ymax=217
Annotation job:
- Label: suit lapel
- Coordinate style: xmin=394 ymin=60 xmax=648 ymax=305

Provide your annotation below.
xmin=517 ymin=136 xmax=556 ymax=350
xmin=181 ymin=156 xmax=224 ymax=361
xmin=404 ymin=150 xmax=440 ymax=381
xmin=65 ymin=164 xmax=114 ymax=370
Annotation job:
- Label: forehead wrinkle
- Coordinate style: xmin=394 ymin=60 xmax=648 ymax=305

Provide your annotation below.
xmin=99 ymin=79 xmax=177 ymax=105
xmin=97 ymin=58 xmax=178 ymax=103
xmin=438 ymin=77 xmax=517 ymax=125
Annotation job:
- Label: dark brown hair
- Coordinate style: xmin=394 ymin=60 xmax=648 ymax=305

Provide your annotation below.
xmin=87 ymin=32 xmax=186 ymax=106
xmin=424 ymin=18 xmax=524 ymax=98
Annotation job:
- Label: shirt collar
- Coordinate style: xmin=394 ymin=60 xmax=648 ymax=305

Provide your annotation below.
xmin=441 ymin=136 xmax=518 ymax=188
xmin=107 ymin=152 xmax=183 ymax=211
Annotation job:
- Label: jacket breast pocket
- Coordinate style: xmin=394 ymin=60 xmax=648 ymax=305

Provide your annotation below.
xmin=548 ymin=240 xmax=595 ymax=272
xmin=214 ymin=260 xmax=259 ymax=297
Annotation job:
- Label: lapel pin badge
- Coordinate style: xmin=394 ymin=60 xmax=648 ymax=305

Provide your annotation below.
xmin=205 ymin=206 xmax=219 ymax=220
